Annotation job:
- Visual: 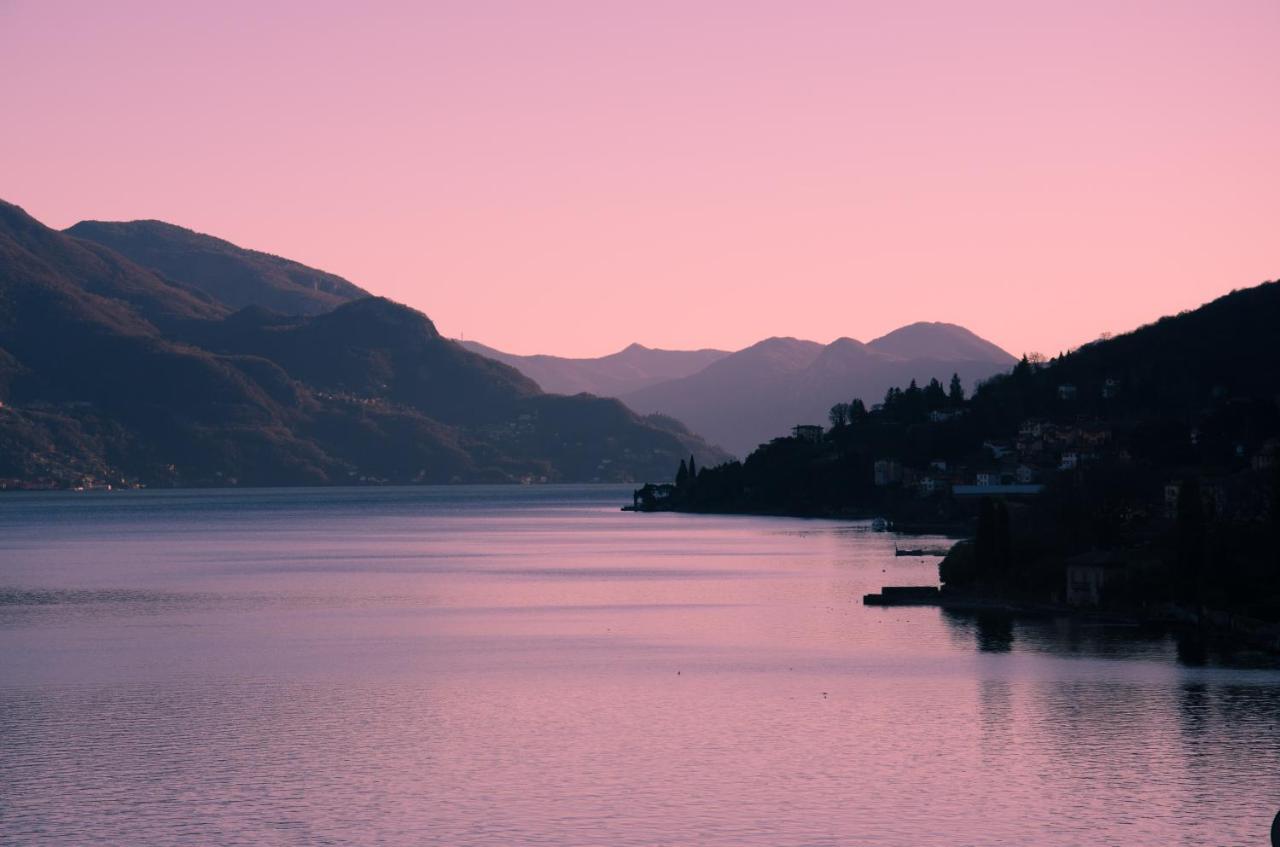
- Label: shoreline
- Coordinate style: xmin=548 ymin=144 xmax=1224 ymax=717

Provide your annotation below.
xmin=622 ymin=501 xmax=970 ymax=535
xmin=864 ymin=587 xmax=1280 ymax=656
xmin=631 ymin=502 xmax=1280 ymax=658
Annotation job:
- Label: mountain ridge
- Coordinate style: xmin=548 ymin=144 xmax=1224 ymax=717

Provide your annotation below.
xmin=457 ymin=339 xmax=731 ymax=396
xmin=0 ymin=200 xmax=727 ymax=487
xmin=66 ymin=218 xmax=369 ymax=316
xmin=619 ymin=329 xmax=1017 ymax=457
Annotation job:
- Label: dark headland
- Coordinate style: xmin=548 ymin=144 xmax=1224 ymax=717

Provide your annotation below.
xmin=630 ymin=280 xmax=1280 ymax=654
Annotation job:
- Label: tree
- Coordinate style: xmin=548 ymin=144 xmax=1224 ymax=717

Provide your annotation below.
xmin=900 ymin=379 xmax=925 ymax=421
xmin=828 ymin=402 xmax=851 ymax=429
xmin=850 ymin=398 xmax=868 ymax=421
xmin=924 ymin=378 xmax=947 ymax=410
xmin=688 ymin=454 xmax=697 ymax=480
xmin=949 ymin=373 xmax=965 ymax=404
xmin=975 ymin=498 xmax=1012 ymax=582
xmin=676 ymin=459 xmax=689 ymax=488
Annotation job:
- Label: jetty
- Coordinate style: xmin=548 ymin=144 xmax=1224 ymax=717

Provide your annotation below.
xmin=862 ymin=586 xmax=941 ymax=606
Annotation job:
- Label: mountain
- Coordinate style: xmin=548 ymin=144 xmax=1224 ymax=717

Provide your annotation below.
xmin=0 ymin=201 xmax=726 ymax=488
xmin=620 ymin=331 xmax=1016 ymax=457
xmin=65 ymin=219 xmax=368 ymax=315
xmin=458 ymin=340 xmax=730 ymax=396
xmin=0 ymin=202 xmax=226 ymax=332
xmin=867 ymin=322 xmax=1015 ymax=362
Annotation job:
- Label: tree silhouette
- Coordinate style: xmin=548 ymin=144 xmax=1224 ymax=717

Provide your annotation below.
xmin=828 ymin=402 xmax=851 ymax=428
xmin=924 ymin=377 xmax=947 ymax=410
xmin=949 ymin=373 xmax=965 ymax=404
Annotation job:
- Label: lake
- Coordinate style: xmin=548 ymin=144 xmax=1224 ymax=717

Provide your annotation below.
xmin=2 ymin=485 xmax=1278 ymax=845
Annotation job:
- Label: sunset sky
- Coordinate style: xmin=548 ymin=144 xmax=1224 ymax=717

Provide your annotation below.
xmin=2 ymin=1 xmax=1277 ymax=358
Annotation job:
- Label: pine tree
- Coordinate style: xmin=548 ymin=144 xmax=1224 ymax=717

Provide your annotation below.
xmin=924 ymin=378 xmax=947 ymax=410
xmin=949 ymin=373 xmax=965 ymax=404
xmin=676 ymin=459 xmax=689 ymax=488
xmin=688 ymin=455 xmax=697 ymax=480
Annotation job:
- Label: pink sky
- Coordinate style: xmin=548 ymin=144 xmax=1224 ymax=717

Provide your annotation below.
xmin=2 ymin=1 xmax=1277 ymax=358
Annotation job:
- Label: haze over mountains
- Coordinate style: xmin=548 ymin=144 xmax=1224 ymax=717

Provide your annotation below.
xmin=623 ymin=326 xmax=1016 ymax=456
xmin=467 ymin=326 xmax=1017 ymax=457
xmin=458 ymin=341 xmax=730 ymax=397
xmin=0 ymin=201 xmax=725 ymax=487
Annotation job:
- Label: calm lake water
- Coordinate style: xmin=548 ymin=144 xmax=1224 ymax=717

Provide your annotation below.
xmin=2 ymin=485 xmax=1278 ymax=846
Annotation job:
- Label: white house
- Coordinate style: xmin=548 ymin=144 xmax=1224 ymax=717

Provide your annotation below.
xmin=874 ymin=459 xmax=903 ymax=487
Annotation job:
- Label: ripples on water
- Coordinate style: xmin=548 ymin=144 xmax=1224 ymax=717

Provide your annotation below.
xmin=1 ymin=486 xmax=1278 ymax=846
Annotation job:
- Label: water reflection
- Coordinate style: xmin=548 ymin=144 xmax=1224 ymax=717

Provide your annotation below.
xmin=1 ymin=487 xmax=1279 ymax=845
xmin=940 ymin=607 xmax=1280 ymax=674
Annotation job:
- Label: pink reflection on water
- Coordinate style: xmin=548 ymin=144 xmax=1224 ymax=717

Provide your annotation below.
xmin=1 ymin=486 xmax=1278 ymax=844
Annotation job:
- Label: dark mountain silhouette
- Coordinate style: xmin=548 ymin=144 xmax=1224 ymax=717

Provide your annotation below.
xmin=620 ymin=331 xmax=1016 ymax=457
xmin=66 ymin=219 xmax=368 ymax=315
xmin=458 ymin=340 xmax=730 ymax=396
xmin=0 ymin=201 xmax=726 ymax=487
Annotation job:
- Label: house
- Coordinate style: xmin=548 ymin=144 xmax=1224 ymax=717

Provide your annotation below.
xmin=1015 ymin=464 xmax=1038 ymax=484
xmin=1253 ymin=440 xmax=1280 ymax=471
xmin=873 ymin=459 xmax=903 ymax=487
xmin=792 ymin=424 xmax=824 ymax=443
xmin=1202 ymin=481 xmax=1227 ymax=518
xmin=1019 ymin=419 xmax=1046 ymax=439
xmin=1057 ymin=384 xmax=1078 ymax=401
xmin=1081 ymin=430 xmax=1109 ymax=448
xmin=918 ymin=476 xmax=943 ymax=495
xmin=929 ymin=459 xmax=948 ymax=472
xmin=1164 ymin=482 xmax=1181 ymax=518
xmin=1101 ymin=378 xmax=1120 ymax=399
xmin=1065 ymin=552 xmax=1127 ymax=607
xmin=632 ymin=483 xmax=676 ymax=509
xmin=975 ymin=472 xmax=999 ymax=487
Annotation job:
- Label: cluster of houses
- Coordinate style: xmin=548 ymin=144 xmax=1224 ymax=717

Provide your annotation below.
xmin=870 ymin=417 xmax=1121 ymax=499
xmin=1162 ymin=462 xmax=1278 ymax=524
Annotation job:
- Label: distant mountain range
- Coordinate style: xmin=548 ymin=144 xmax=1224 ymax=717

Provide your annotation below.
xmin=457 ymin=341 xmax=730 ymax=396
xmin=0 ymin=201 xmax=726 ymax=487
xmin=466 ymin=325 xmax=1017 ymax=457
